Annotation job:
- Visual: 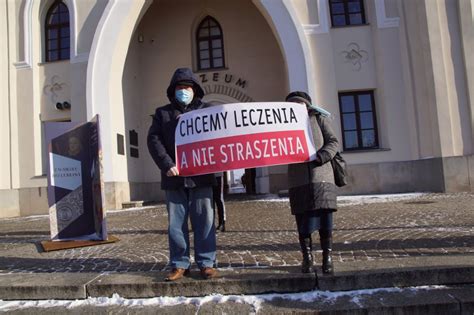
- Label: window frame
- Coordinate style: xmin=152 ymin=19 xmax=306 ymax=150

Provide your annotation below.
xmin=196 ymin=16 xmax=226 ymax=71
xmin=44 ymin=0 xmax=70 ymax=62
xmin=329 ymin=0 xmax=367 ymax=27
xmin=338 ymin=90 xmax=379 ymax=151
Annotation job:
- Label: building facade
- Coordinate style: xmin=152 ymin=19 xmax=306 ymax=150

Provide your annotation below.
xmin=1 ymin=0 xmax=473 ymax=218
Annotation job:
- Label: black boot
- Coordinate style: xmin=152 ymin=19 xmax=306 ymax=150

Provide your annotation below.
xmin=319 ymin=230 xmax=334 ymax=275
xmin=216 ymin=221 xmax=226 ymax=233
xmin=298 ymin=235 xmax=314 ymax=273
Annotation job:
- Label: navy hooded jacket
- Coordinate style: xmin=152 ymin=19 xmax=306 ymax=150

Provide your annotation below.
xmin=147 ymin=68 xmax=216 ymax=190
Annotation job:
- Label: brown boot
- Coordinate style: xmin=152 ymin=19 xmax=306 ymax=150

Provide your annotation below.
xmin=164 ymin=268 xmax=190 ymax=281
xmin=200 ymin=267 xmax=218 ymax=279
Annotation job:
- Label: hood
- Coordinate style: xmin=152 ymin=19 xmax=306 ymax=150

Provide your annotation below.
xmin=166 ymin=68 xmax=205 ymax=103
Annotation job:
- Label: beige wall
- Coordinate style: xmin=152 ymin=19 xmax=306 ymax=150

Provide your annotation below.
xmin=400 ymin=1 xmax=437 ymax=159
xmin=2 ymin=0 xmax=474 ymax=217
xmin=15 ymin=1 xmax=54 ymax=189
xmin=75 ymin=0 xmax=108 ymax=55
xmin=11 ymin=0 xmax=108 ymax=188
xmin=0 ymin=1 xmax=11 ymax=191
xmin=122 ymin=34 xmax=144 ymax=183
xmin=425 ymin=0 xmax=472 ymax=157
xmin=268 ymin=0 xmax=474 ymax=194
xmin=293 ymin=0 xmax=320 ymax=25
xmin=18 ymin=0 xmax=107 ymax=168
xmin=384 ymin=0 xmax=398 ymax=17
xmin=458 ymin=0 xmax=474 ymax=150
xmin=399 ymin=0 xmax=473 ymax=160
xmin=72 ymin=0 xmax=108 ymax=122
xmin=13 ymin=0 xmax=24 ymax=63
xmin=0 ymin=0 xmax=108 ymax=217
xmin=70 ymin=62 xmax=88 ymax=122
xmin=367 ymin=0 xmax=417 ymax=163
xmin=306 ymin=0 xmax=418 ymax=166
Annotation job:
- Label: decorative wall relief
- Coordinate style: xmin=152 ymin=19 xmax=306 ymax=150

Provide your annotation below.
xmin=43 ymin=75 xmax=68 ymax=105
xmin=340 ymin=43 xmax=369 ymax=71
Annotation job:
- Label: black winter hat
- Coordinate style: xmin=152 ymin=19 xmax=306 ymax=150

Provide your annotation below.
xmin=285 ymin=91 xmax=312 ymax=107
xmin=176 ymin=80 xmax=194 ymax=87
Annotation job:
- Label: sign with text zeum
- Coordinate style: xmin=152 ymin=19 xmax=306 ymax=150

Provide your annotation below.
xmin=175 ymin=102 xmax=317 ymax=176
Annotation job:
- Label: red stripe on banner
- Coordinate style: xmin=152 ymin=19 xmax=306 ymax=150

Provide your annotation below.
xmin=176 ymin=130 xmax=310 ymax=176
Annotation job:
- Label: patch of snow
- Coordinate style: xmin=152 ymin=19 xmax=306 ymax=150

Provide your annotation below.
xmin=0 ymin=286 xmax=448 ymax=312
xmin=337 ymin=193 xmax=426 ymax=206
xmin=107 ymin=205 xmax=160 ymax=213
xmin=248 ymin=193 xmax=427 ymax=206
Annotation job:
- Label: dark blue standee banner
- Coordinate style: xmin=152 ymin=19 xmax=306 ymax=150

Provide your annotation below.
xmin=45 ymin=115 xmax=107 ymax=241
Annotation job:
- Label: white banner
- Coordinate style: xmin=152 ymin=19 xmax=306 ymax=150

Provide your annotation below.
xmin=175 ymin=102 xmax=317 ymax=176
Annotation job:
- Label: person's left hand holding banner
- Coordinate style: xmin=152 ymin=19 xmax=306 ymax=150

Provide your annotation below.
xmin=175 ymin=102 xmax=317 ymax=176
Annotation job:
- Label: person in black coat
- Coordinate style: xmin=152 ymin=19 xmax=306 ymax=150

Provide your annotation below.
xmin=286 ymin=91 xmax=340 ymax=275
xmin=147 ymin=68 xmax=218 ymax=281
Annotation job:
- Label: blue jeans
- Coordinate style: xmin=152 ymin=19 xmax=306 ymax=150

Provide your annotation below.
xmin=165 ymin=187 xmax=216 ymax=269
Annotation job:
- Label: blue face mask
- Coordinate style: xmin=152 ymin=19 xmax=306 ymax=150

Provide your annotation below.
xmin=175 ymin=88 xmax=194 ymax=106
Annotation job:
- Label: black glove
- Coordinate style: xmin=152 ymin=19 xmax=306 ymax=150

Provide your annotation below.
xmin=314 ymin=150 xmax=332 ymax=166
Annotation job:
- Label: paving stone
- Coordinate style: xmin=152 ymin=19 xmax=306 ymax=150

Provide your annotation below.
xmin=1 ymin=193 xmax=473 ymax=274
xmin=0 ymin=192 xmax=473 ymax=307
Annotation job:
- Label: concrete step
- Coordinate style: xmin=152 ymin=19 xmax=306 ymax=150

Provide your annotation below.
xmin=1 ymin=284 xmax=473 ymax=314
xmin=258 ymin=285 xmax=474 ymax=314
xmin=1 ymin=264 xmax=473 ymax=300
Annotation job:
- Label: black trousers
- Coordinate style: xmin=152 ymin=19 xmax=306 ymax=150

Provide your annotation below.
xmin=213 ymin=176 xmax=226 ymax=224
xmin=295 ymin=211 xmax=333 ymax=236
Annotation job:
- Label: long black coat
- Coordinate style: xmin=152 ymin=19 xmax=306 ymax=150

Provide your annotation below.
xmin=288 ymin=112 xmax=339 ymax=214
xmin=147 ymin=68 xmax=216 ymax=190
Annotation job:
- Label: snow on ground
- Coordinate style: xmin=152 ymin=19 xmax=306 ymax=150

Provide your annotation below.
xmin=337 ymin=192 xmax=427 ymax=206
xmin=107 ymin=205 xmax=162 ymax=213
xmin=251 ymin=192 xmax=427 ymax=206
xmin=0 ymin=286 xmax=448 ymax=312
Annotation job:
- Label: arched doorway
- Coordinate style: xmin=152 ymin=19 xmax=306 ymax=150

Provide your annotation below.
xmin=87 ymin=0 xmax=313 ymax=206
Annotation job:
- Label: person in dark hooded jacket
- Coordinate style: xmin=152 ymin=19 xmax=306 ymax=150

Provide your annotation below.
xmin=147 ymin=68 xmax=218 ymax=281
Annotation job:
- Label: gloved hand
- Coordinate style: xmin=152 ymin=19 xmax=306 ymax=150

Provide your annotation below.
xmin=314 ymin=150 xmax=332 ymax=166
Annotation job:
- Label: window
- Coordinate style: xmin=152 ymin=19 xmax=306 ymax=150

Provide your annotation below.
xmin=329 ymin=0 xmax=366 ymax=27
xmin=45 ymin=0 xmax=70 ymax=62
xmin=338 ymin=91 xmax=378 ymax=150
xmin=196 ymin=16 xmax=225 ymax=70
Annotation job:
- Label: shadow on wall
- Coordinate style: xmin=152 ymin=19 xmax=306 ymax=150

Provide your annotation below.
xmin=77 ymin=1 xmax=108 ymax=56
